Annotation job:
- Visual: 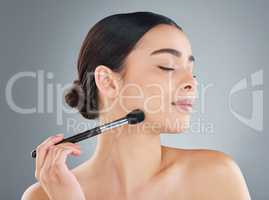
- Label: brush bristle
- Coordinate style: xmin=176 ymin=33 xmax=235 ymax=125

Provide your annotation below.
xmin=126 ymin=109 xmax=145 ymax=124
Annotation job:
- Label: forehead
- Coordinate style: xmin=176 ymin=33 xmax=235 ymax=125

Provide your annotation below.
xmin=133 ymin=24 xmax=192 ymax=56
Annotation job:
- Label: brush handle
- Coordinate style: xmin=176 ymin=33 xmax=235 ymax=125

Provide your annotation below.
xmin=31 ymin=127 xmax=101 ymax=158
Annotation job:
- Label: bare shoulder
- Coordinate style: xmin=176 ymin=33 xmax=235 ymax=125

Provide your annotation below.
xmin=181 ymin=148 xmax=245 ymax=175
xmin=162 ymin=146 xmax=243 ymax=172
xmin=21 ymin=182 xmax=49 ymax=200
xmin=162 ymin=146 xmax=251 ymax=200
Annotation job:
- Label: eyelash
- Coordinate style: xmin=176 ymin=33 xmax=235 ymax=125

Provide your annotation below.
xmin=158 ymin=66 xmax=175 ymax=71
xmin=158 ymin=66 xmax=197 ymax=78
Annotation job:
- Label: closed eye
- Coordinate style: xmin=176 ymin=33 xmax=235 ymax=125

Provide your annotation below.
xmin=158 ymin=66 xmax=175 ymax=71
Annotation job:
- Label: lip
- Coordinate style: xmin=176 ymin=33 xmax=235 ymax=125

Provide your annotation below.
xmin=172 ymin=98 xmax=194 ymax=112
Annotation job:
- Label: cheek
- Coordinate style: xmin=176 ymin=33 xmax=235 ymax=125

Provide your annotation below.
xmin=117 ymin=78 xmax=146 ymax=112
xmin=141 ymin=81 xmax=192 ymax=133
xmin=118 ymin=70 xmax=192 ymax=132
xmin=117 ymin=78 xmax=170 ymax=115
xmin=143 ymin=83 xmax=167 ymax=113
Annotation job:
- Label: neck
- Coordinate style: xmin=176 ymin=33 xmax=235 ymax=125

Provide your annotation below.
xmin=88 ymin=115 xmax=163 ymax=195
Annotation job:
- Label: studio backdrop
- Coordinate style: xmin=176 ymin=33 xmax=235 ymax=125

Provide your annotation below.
xmin=0 ymin=0 xmax=268 ymax=199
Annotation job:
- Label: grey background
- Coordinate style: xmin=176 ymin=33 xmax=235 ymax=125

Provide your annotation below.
xmin=0 ymin=0 xmax=268 ymax=199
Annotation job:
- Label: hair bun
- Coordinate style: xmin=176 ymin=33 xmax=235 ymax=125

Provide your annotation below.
xmin=64 ymin=79 xmax=85 ymax=110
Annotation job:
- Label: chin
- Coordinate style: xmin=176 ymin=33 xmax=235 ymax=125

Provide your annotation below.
xmin=165 ymin=124 xmax=190 ymax=133
xmin=159 ymin=115 xmax=191 ymax=133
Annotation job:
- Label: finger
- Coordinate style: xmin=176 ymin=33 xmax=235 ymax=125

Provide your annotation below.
xmin=35 ymin=134 xmax=64 ymax=180
xmin=36 ymin=134 xmax=64 ymax=168
xmin=54 ymin=145 xmax=81 ymax=163
xmin=53 ymin=147 xmax=79 ymax=174
xmin=48 ymin=145 xmax=81 ymax=169
xmin=38 ymin=145 xmax=57 ymax=182
xmin=49 ymin=147 xmax=81 ymax=182
xmin=53 ymin=143 xmax=81 ymax=159
xmin=53 ymin=147 xmax=72 ymax=172
xmin=56 ymin=142 xmax=81 ymax=151
xmin=43 ymin=145 xmax=57 ymax=171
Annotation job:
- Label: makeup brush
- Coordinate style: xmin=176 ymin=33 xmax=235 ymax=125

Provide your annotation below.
xmin=31 ymin=109 xmax=145 ymax=158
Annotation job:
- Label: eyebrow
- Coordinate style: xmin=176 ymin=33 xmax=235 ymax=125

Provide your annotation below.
xmin=150 ymin=48 xmax=195 ymax=62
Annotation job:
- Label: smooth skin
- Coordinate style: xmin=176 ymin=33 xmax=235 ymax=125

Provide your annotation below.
xmin=22 ymin=24 xmax=251 ymax=200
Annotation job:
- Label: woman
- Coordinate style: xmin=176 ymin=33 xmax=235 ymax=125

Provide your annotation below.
xmin=22 ymin=12 xmax=251 ymax=200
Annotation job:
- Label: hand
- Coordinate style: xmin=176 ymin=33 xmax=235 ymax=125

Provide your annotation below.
xmin=35 ymin=133 xmax=86 ymax=200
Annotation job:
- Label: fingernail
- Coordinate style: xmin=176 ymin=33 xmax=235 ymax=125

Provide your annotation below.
xmin=55 ymin=133 xmax=64 ymax=137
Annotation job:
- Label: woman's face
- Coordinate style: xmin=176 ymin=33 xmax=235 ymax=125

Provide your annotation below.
xmin=116 ymin=24 xmax=198 ymax=134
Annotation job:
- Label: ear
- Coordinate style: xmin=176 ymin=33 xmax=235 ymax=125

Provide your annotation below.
xmin=94 ymin=65 xmax=122 ymax=99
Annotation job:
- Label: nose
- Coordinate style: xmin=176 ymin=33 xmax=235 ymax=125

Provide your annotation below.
xmin=181 ymin=82 xmax=193 ymax=93
xmin=184 ymin=84 xmax=192 ymax=91
xmin=180 ymin=77 xmax=197 ymax=93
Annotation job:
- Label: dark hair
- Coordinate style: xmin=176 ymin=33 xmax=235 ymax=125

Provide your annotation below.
xmin=64 ymin=11 xmax=182 ymax=119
